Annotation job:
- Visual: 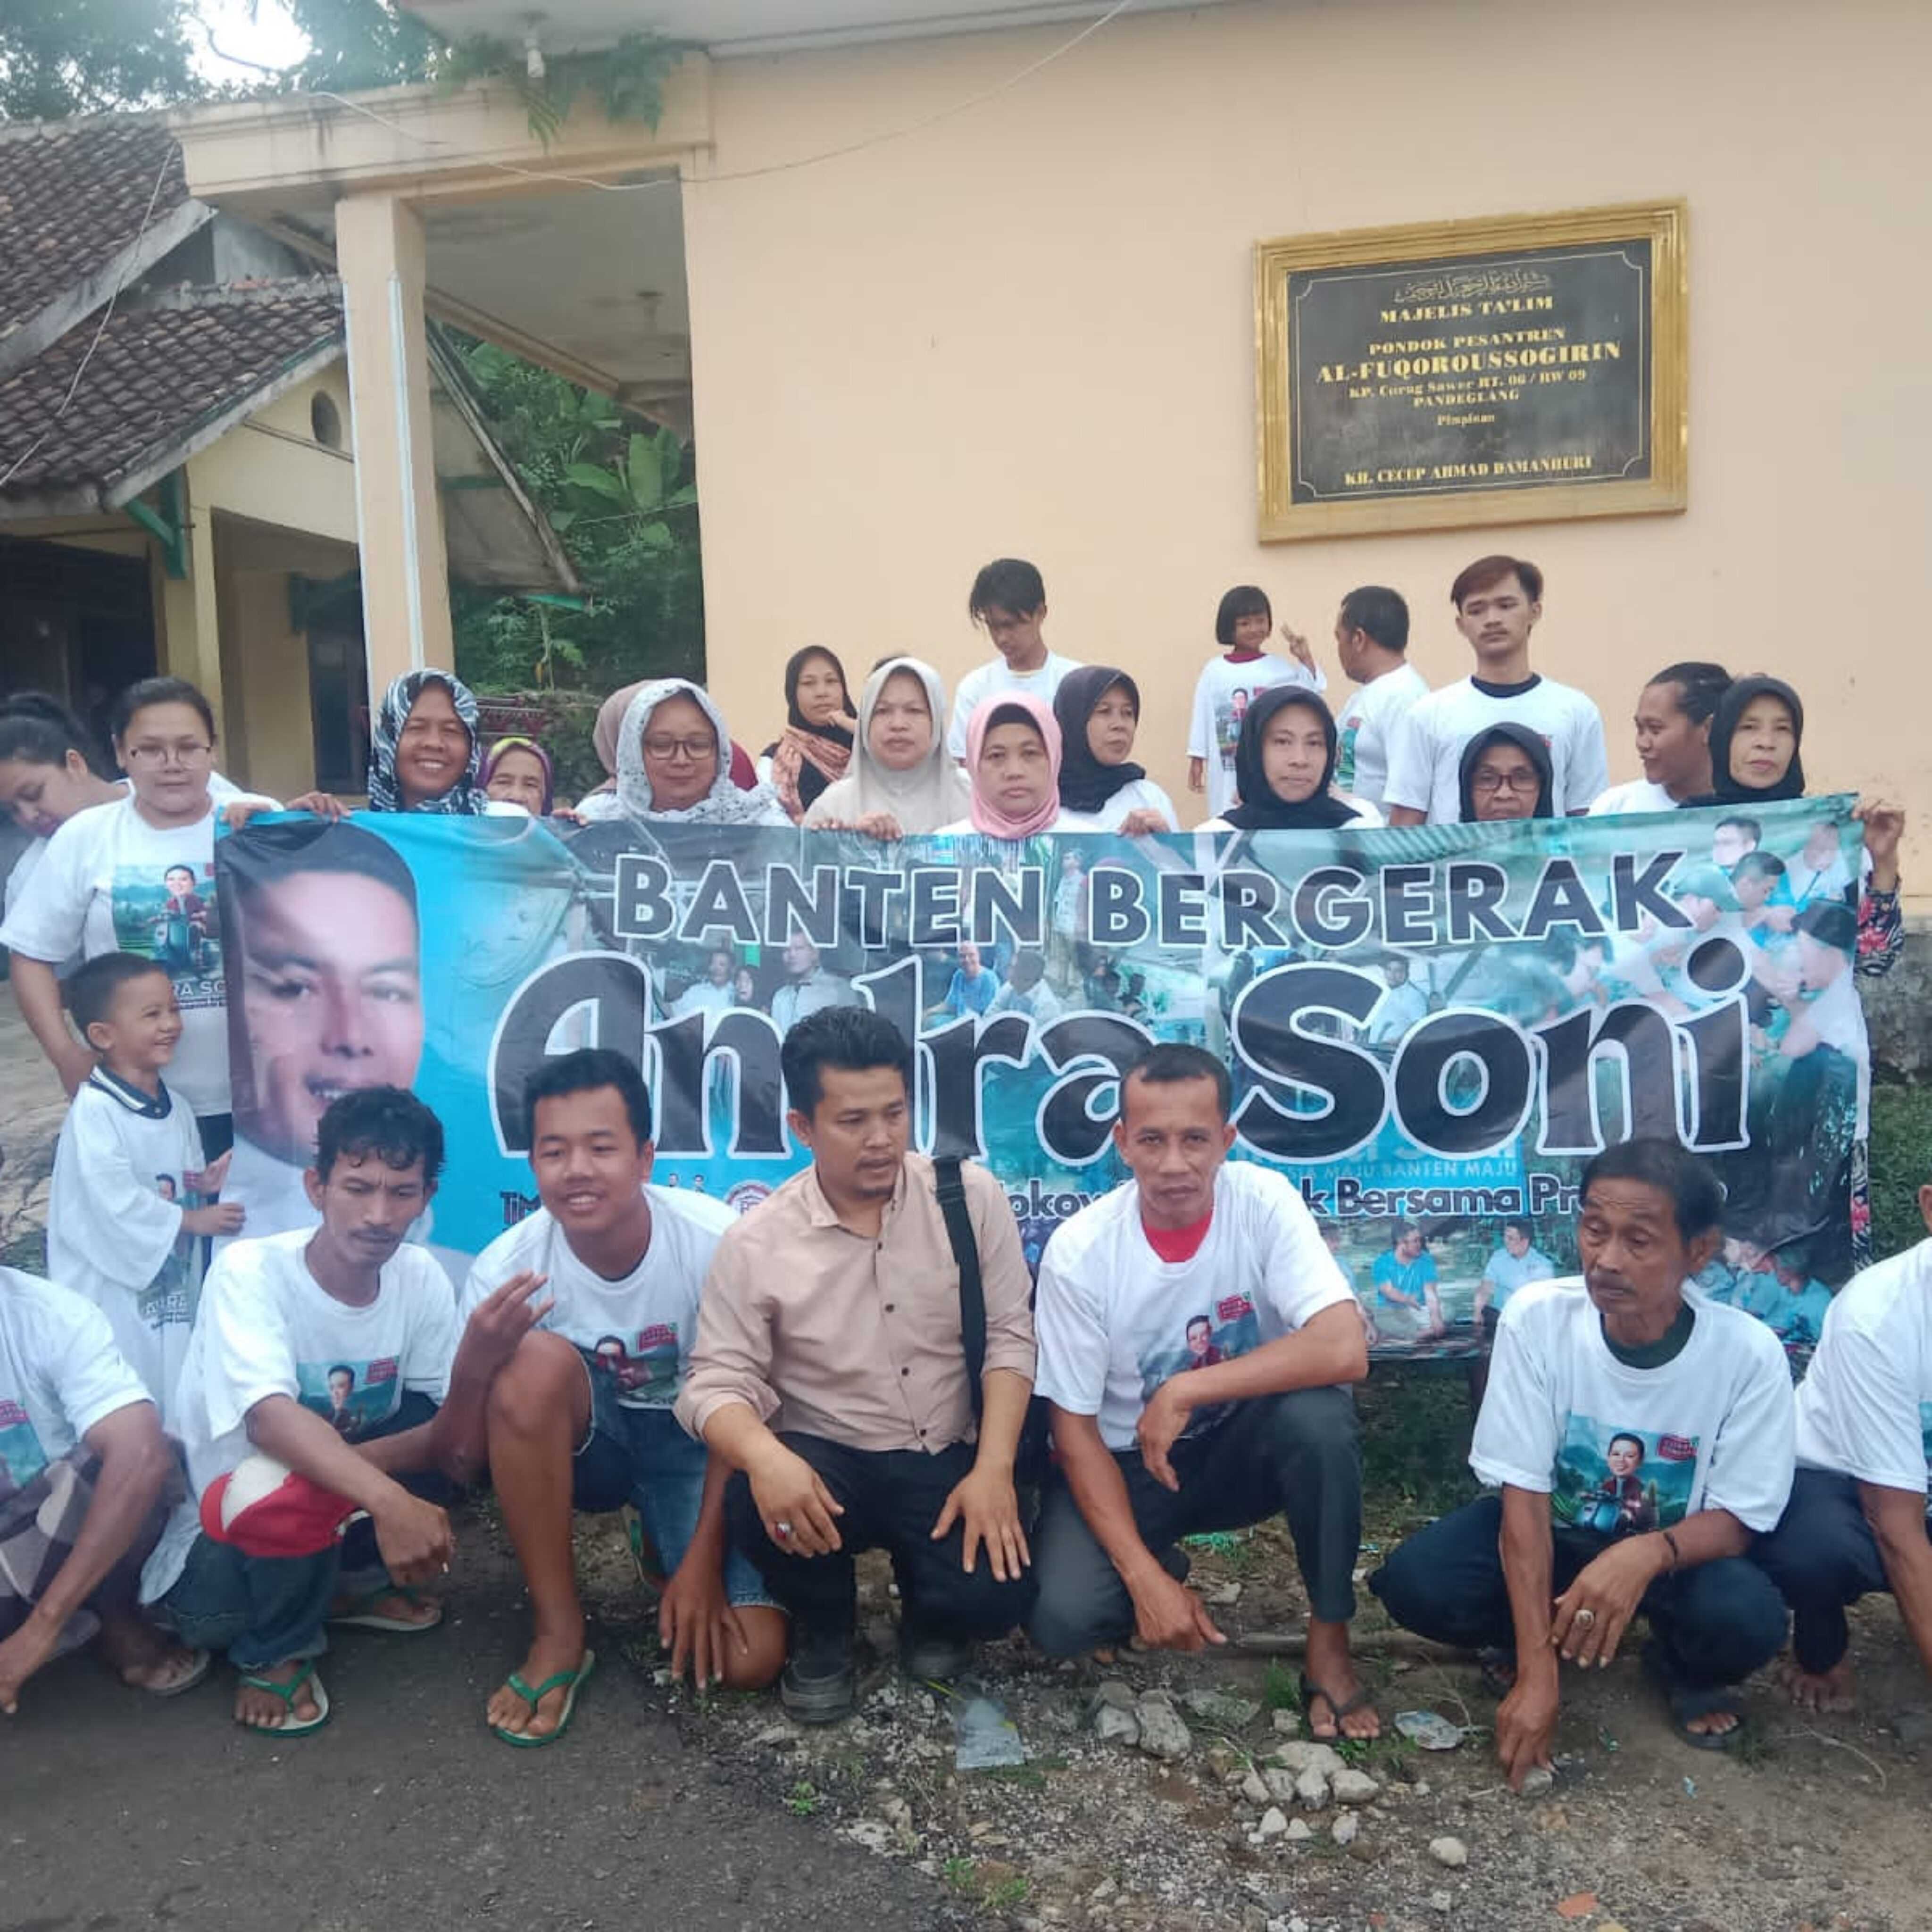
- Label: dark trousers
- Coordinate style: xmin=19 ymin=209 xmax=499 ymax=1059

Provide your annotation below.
xmin=1029 ymin=1386 xmax=1363 ymax=1658
xmin=1753 ymin=1467 xmax=1920 ymax=1674
xmin=724 ymin=1432 xmax=1036 ymax=1643
xmin=1369 ymin=1492 xmax=1788 ymax=1691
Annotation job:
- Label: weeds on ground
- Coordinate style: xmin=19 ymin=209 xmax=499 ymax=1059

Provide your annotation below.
xmin=784 ymin=1780 xmax=819 ymax=1817
xmin=1871 ymin=1083 xmax=1932 ymax=1261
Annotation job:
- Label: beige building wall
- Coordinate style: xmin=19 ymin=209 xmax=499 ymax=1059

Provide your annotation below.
xmin=680 ymin=0 xmax=1932 ymax=899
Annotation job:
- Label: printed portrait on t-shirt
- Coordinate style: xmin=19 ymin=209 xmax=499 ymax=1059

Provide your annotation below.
xmin=112 ymin=861 xmax=223 ymax=1012
xmin=587 ymin=1323 xmax=682 ymax=1405
xmin=1549 ymin=1416 xmax=1698 ymax=1535
xmin=1918 ymin=1401 xmax=1932 ymax=1478
xmin=0 ymin=1397 xmax=46 ymax=1497
xmin=1137 ymin=1292 xmax=1261 ymax=1434
xmin=134 ymin=1172 xmax=199 ymax=1333
xmin=296 ymin=1356 xmax=400 ymax=1441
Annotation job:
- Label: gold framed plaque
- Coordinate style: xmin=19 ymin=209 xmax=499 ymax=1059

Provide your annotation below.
xmin=1256 ymin=200 xmax=1687 ymax=541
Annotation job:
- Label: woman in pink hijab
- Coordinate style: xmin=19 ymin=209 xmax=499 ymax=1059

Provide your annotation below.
xmin=939 ymin=692 xmax=1067 ymax=837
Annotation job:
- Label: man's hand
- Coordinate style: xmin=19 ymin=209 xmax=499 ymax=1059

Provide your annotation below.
xmin=1135 ymin=1378 xmax=1196 ymax=1491
xmin=1280 ymin=624 xmax=1319 ymax=675
xmin=747 ymin=1442 xmax=844 ymax=1556
xmin=1550 ymin=1536 xmax=1666 ymax=1668
xmin=659 ymin=1556 xmax=748 ymax=1692
xmin=1494 ymin=1657 xmax=1559 ymax=1790
xmin=371 ymin=1491 xmax=455 ymax=1586
xmin=457 ymin=1271 xmax=554 ymax=1382
xmin=1128 ymin=1566 xmax=1225 ymax=1652
xmin=931 ymin=1462 xmax=1030 ymax=1581
xmin=0 ymin=1609 xmax=64 ymax=1715
xmin=182 ymin=1201 xmax=245 ymax=1236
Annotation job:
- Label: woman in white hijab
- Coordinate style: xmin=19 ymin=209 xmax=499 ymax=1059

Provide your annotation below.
xmin=804 ymin=656 xmax=969 ymax=839
xmin=613 ymin=679 xmax=791 ymax=825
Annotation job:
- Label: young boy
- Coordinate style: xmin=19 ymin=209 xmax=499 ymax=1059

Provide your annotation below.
xmin=48 ymin=953 xmax=243 ymax=1419
xmin=947 ymin=558 xmax=1083 ymax=760
xmin=1187 ymin=585 xmax=1326 ymax=818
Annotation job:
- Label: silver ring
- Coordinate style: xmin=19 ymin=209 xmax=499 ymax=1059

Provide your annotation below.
xmin=774 ymin=1520 xmax=794 ymax=1539
xmin=1573 ymin=1607 xmax=1597 ymax=1627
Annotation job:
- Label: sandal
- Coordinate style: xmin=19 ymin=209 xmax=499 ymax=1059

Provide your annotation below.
xmin=490 ymin=1648 xmax=597 ymax=1749
xmin=328 ymin=1585 xmax=443 ymax=1634
xmin=237 ymin=1662 xmax=331 ymax=1736
xmin=1646 ymin=1644 xmax=1746 ymax=1752
xmin=1300 ymin=1672 xmax=1379 ymax=1740
xmin=127 ymin=1647 xmax=212 ymax=1698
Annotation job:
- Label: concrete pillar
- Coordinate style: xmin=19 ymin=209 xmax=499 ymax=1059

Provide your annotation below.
xmin=336 ymin=192 xmax=452 ymax=696
xmin=159 ymin=485 xmax=226 ymax=736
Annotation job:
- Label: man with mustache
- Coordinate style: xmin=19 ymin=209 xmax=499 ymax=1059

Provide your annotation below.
xmin=1370 ymin=1139 xmax=1794 ymax=1774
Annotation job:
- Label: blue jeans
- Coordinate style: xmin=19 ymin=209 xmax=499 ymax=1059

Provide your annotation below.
xmin=573 ymin=1355 xmax=774 ymax=1610
xmin=163 ymin=1534 xmax=340 ymax=1673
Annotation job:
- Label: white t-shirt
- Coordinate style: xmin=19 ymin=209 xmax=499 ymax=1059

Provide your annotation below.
xmin=988 ymin=979 xmax=1065 ymax=1024
xmin=1194 ymin=797 xmax=1386 ymax=835
xmin=143 ymin=1229 xmax=458 ymax=1600
xmin=1472 ymin=1277 xmax=1794 ymax=1534
xmin=48 ymin=1069 xmax=205 ymax=1424
xmin=671 ymin=979 xmax=735 ymax=1020
xmin=1333 ymin=662 xmax=1429 ymax=807
xmin=461 ymin=1187 xmax=736 ymax=1410
xmin=1588 ymin=778 xmax=1679 ymax=816
xmin=1794 ymin=1239 xmax=1932 ymax=1497
xmin=0 ymin=1268 xmax=154 ymax=1499
xmin=1035 ymin=1162 xmax=1356 ymax=1452
xmin=1382 ymin=675 xmax=1608 ymax=822
xmin=947 ymin=653 xmax=1084 ymax=761
xmin=1054 ymin=778 xmax=1180 ymax=833
xmin=1479 ymin=1243 xmax=1556 ymax=1314
xmin=1187 ymin=654 xmax=1328 ymax=818
xmin=0 ymin=791 xmax=273 ymax=1116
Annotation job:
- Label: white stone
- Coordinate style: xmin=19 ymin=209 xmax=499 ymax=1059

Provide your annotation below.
xmin=1292 ymin=1765 xmax=1330 ymax=1810
xmin=1093 ymin=1704 xmax=1140 ymax=1747
xmin=1133 ymin=1696 xmax=1193 ymax=1761
xmin=1329 ymin=1767 xmax=1380 ymax=1805
xmin=1262 ymin=1768 xmax=1299 ymax=1805
xmin=1517 ymin=1765 xmax=1555 ymax=1797
xmin=1255 ymin=1807 xmax=1289 ymax=1840
xmin=1331 ymin=1812 xmax=1359 ymax=1847
xmin=1284 ymin=1818 xmax=1315 ymax=1843
xmin=1428 ymin=1836 xmax=1470 ymax=1870
xmin=1269 ymin=1740 xmax=1346 ymax=1777
xmin=1240 ymin=1770 xmax=1272 ymax=1807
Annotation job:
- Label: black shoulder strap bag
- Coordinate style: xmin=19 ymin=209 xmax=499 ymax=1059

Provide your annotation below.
xmin=933 ymin=1155 xmax=1052 ymax=1491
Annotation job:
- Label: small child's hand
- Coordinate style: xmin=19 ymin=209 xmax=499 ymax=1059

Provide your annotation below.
xmin=1187 ymin=757 xmax=1206 ymax=795
xmin=1280 ymin=624 xmax=1318 ymax=672
xmin=183 ymin=1202 xmax=245 ymax=1236
xmin=187 ymin=1149 xmax=233 ymax=1196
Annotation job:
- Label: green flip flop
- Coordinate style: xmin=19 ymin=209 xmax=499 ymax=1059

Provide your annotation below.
xmin=237 ymin=1661 xmax=331 ymax=1736
xmin=491 ymin=1648 xmax=597 ymax=1749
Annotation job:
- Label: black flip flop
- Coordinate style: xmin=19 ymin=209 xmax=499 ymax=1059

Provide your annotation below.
xmin=1300 ymin=1672 xmax=1377 ymax=1740
xmin=1645 ymin=1644 xmax=1745 ymax=1752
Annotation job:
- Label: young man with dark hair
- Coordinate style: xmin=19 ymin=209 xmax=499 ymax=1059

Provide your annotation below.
xmin=1755 ymin=1172 xmax=1932 ymax=1715
xmin=462 ymin=1048 xmax=787 ymax=1747
xmin=1332 ymin=585 xmax=1428 ymax=808
xmin=947 ymin=557 xmax=1082 ymax=760
xmin=1383 ymin=556 xmax=1607 ymax=824
xmin=1029 ymin=1044 xmax=1376 ymax=1737
xmin=223 ymin=818 xmax=425 ymax=1240
xmin=680 ymin=1006 xmax=1037 ymax=1722
xmin=1710 ymin=816 xmax=1762 ymax=869
xmin=142 ymin=1087 xmax=515 ymax=1737
xmin=1370 ymin=1139 xmax=1794 ymax=1774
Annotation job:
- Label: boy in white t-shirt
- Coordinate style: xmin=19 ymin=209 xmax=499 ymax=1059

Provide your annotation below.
xmin=1383 ymin=556 xmax=1609 ymax=824
xmin=1755 ymin=1190 xmax=1932 ymax=1715
xmin=48 ymin=954 xmax=245 ymax=1419
xmin=946 ymin=558 xmax=1082 ymax=760
xmin=463 ymin=1048 xmax=787 ymax=1747
xmin=144 ymin=1088 xmax=520 ymax=1738
xmin=0 ymin=1267 xmax=204 ymax=1713
xmin=1186 ymin=585 xmax=1327 ymax=818
xmin=1030 ymin=1044 xmax=1375 ymax=1738
xmin=1331 ymin=584 xmax=1428 ymax=808
xmin=1371 ymin=1140 xmax=1794 ymax=1775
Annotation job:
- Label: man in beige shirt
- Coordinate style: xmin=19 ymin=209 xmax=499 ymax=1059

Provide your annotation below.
xmin=677 ymin=1006 xmax=1037 ymax=1723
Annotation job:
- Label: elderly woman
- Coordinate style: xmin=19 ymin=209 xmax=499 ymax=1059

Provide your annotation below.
xmin=613 ymin=680 xmax=791 ymax=826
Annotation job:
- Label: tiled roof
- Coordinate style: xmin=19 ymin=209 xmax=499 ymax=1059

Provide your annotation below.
xmin=0 ymin=281 xmax=343 ymax=504
xmin=0 ymin=117 xmax=194 ymax=346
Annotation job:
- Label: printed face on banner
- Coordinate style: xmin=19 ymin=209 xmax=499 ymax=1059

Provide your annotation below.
xmin=216 ymin=798 xmax=1868 ymax=1363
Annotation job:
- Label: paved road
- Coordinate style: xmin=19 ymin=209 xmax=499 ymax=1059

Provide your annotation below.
xmin=0 ymin=1539 xmax=968 ymax=1932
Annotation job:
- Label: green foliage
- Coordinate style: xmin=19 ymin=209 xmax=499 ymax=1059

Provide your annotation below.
xmin=1261 ymin=1660 xmax=1299 ymax=1712
xmin=277 ymin=0 xmax=445 ymax=96
xmin=450 ymin=338 xmax=705 ymax=715
xmin=784 ymin=1779 xmax=819 ymax=1817
xmin=1871 ymin=1081 xmax=1932 ymax=1261
xmin=1357 ymin=1366 xmax=1482 ymax=1532
xmin=439 ymin=32 xmax=684 ymax=146
xmin=0 ymin=0 xmax=200 ymax=120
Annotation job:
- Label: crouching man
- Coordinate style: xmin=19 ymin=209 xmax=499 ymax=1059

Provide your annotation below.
xmin=1028 ymin=1044 xmax=1377 ymax=1740
xmin=1371 ymin=1140 xmax=1794 ymax=1777
xmin=1754 ymin=1167 xmax=1932 ymax=1713
xmin=678 ymin=1007 xmax=1038 ymax=1723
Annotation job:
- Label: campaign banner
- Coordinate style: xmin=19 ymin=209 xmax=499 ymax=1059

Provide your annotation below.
xmin=216 ymin=798 xmax=1869 ymax=1361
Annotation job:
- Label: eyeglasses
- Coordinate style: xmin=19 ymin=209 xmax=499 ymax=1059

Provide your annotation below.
xmin=642 ymin=735 xmax=716 ymax=763
xmin=1471 ymin=769 xmax=1540 ymax=793
xmin=124 ymin=741 xmax=213 ymax=768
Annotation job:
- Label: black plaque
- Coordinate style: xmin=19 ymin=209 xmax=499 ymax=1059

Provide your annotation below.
xmin=1256 ymin=205 xmax=1685 ymax=540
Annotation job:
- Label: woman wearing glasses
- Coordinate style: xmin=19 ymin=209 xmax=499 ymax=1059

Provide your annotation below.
xmin=611 ymin=679 xmax=791 ymax=827
xmin=1456 ymin=725 xmax=1555 ymax=824
xmin=0 ymin=677 xmax=277 ymax=1157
